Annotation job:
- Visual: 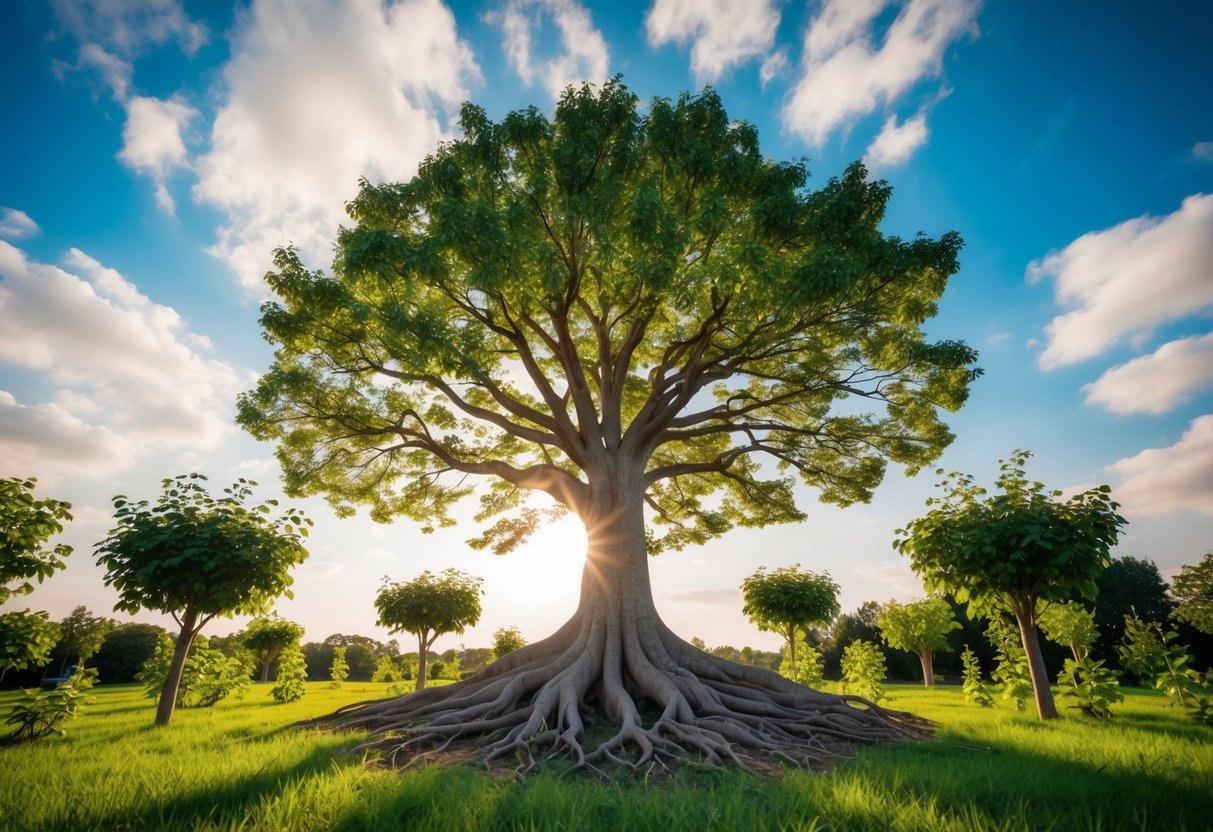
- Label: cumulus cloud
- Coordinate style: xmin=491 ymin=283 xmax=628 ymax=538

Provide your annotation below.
xmin=193 ymin=0 xmax=479 ymax=292
xmin=1109 ymin=416 xmax=1213 ymax=517
xmin=490 ymin=0 xmax=609 ymax=99
xmin=1085 ymin=332 xmax=1213 ymax=415
xmin=1028 ymin=194 xmax=1213 ymax=369
xmin=0 ymin=391 xmax=136 ymax=483
xmin=645 ymin=0 xmax=781 ymax=84
xmin=1193 ymin=141 xmax=1213 ymax=162
xmin=117 ymin=94 xmax=198 ymax=213
xmin=0 ymin=208 xmax=39 ymax=239
xmin=783 ymin=0 xmax=978 ymax=147
xmin=0 ymin=241 xmax=241 ymax=456
xmin=50 ymin=0 xmax=208 ymax=58
xmin=864 ymin=111 xmax=929 ymax=167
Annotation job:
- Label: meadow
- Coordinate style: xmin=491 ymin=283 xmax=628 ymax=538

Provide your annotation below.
xmin=1 ymin=681 xmax=1210 ymax=831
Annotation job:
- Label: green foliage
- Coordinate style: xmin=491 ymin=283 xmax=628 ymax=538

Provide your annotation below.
xmin=1119 ymin=616 xmax=1207 ymax=708
xmin=328 ymin=646 xmax=348 ymax=688
xmin=876 ymin=596 xmax=959 ymax=684
xmin=778 ymin=630 xmax=824 ymax=688
xmin=238 ymin=80 xmax=977 ymax=557
xmin=1060 ymin=656 xmax=1123 ymax=719
xmin=375 ymin=569 xmax=482 ymax=689
xmin=1037 ymin=601 xmax=1098 ymax=661
xmin=960 ymin=645 xmax=993 ymax=706
xmin=0 ymin=610 xmax=60 ymax=676
xmin=271 ymin=645 xmax=307 ymax=703
xmin=1172 ymin=552 xmax=1213 ymax=635
xmin=244 ymin=612 xmax=305 ymax=681
xmin=95 ymin=475 xmax=311 ymax=622
xmin=0 ymin=476 xmax=72 ymax=604
xmin=1093 ymin=556 xmax=1173 ymax=660
xmin=2 ymin=666 xmax=96 ymax=743
xmin=54 ymin=606 xmax=113 ymax=669
xmin=491 ymin=626 xmax=527 ymax=659
xmin=138 ymin=637 xmax=251 ymax=708
xmin=742 ymin=565 xmax=839 ymax=676
xmin=841 ymin=639 xmax=886 ymax=702
xmin=92 ymin=623 xmax=168 ymax=683
xmin=986 ymin=618 xmax=1032 ymax=711
xmin=370 ymin=655 xmax=402 ymax=683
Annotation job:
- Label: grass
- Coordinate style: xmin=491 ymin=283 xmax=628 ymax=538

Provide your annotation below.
xmin=1 ymin=681 xmax=1210 ymax=831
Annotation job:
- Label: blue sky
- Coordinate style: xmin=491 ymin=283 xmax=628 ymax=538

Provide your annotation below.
xmin=2 ymin=0 xmax=1211 ymax=653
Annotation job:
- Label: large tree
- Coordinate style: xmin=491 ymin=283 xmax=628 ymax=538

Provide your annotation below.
xmin=242 ymin=81 xmax=977 ymax=770
xmin=53 ymin=606 xmax=114 ymax=674
xmin=876 ymin=596 xmax=959 ymax=687
xmin=94 ymin=475 xmax=310 ymax=726
xmin=894 ymin=451 xmax=1126 ymax=719
xmin=374 ymin=569 xmax=483 ymax=690
xmin=1093 ymin=555 xmax=1173 ymax=661
xmin=741 ymin=564 xmax=840 ymax=683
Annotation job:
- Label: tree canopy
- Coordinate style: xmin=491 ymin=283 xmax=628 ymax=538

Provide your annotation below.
xmin=1172 ymin=552 xmax=1213 ymax=635
xmin=375 ymin=568 xmax=483 ymax=690
xmin=94 ymin=474 xmax=310 ymax=725
xmin=243 ymin=613 xmax=305 ymax=683
xmin=894 ymin=450 xmax=1125 ymax=719
xmin=1 ymin=476 xmax=72 ymax=604
xmin=250 ymin=80 xmax=972 ymax=770
xmin=741 ymin=564 xmax=840 ymax=684
xmin=876 ymin=596 xmax=959 ymax=686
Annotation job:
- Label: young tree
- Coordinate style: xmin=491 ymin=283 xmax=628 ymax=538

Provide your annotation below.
xmin=778 ymin=630 xmax=824 ymax=688
xmin=374 ymin=570 xmax=483 ymax=691
xmin=329 ymin=646 xmax=349 ymax=688
xmin=876 ymin=596 xmax=960 ymax=686
xmin=94 ymin=474 xmax=309 ymax=726
xmin=241 ymin=81 xmax=976 ymax=768
xmin=1094 ymin=556 xmax=1173 ymax=659
xmin=1172 ymin=553 xmax=1213 ymax=635
xmin=895 ymin=451 xmax=1126 ymax=719
xmin=840 ymin=640 xmax=886 ymax=702
xmin=491 ymin=626 xmax=527 ymax=659
xmin=53 ymin=606 xmax=114 ymax=673
xmin=741 ymin=565 xmax=840 ymax=685
xmin=271 ymin=645 xmax=308 ymax=703
xmin=243 ymin=613 xmax=305 ymax=682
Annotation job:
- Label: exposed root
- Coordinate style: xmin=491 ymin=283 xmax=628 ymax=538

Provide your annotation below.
xmin=301 ymin=609 xmax=932 ymax=776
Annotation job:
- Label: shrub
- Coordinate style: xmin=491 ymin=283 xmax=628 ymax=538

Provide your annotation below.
xmin=961 ymin=645 xmax=993 ymax=707
xmin=1060 ymin=656 xmax=1123 ymax=719
xmin=271 ymin=645 xmax=307 ymax=703
xmin=779 ymin=630 xmax=824 ymax=688
xmin=840 ymin=640 xmax=886 ymax=702
xmin=138 ymin=637 xmax=250 ymax=708
xmin=3 ymin=666 xmax=96 ymax=743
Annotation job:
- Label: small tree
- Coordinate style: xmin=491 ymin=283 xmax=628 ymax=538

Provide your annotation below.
xmin=876 ymin=596 xmax=960 ymax=686
xmin=1172 ymin=553 xmax=1213 ymax=635
xmin=1 ymin=477 xmax=72 ymax=604
xmin=895 ymin=450 xmax=1125 ymax=720
xmin=987 ymin=617 xmax=1032 ymax=711
xmin=328 ymin=646 xmax=349 ymax=688
xmin=94 ymin=474 xmax=310 ymax=725
xmin=960 ymin=645 xmax=992 ymax=706
xmin=491 ymin=626 xmax=527 ymax=660
xmin=741 ymin=565 xmax=840 ymax=687
xmin=138 ymin=635 xmax=251 ymax=708
xmin=3 ymin=665 xmax=96 ymax=744
xmin=841 ymin=640 xmax=886 ymax=702
xmin=243 ymin=613 xmax=305 ymax=682
xmin=54 ymin=606 xmax=114 ymax=673
xmin=1037 ymin=601 xmax=1098 ymax=661
xmin=271 ymin=645 xmax=307 ymax=703
xmin=371 ymin=654 xmax=403 ymax=683
xmin=779 ymin=630 xmax=824 ymax=688
xmin=0 ymin=611 xmax=60 ymax=683
xmin=375 ymin=569 xmax=483 ymax=690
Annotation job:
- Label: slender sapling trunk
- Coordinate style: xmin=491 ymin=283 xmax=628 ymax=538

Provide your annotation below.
xmin=156 ymin=607 xmax=199 ymax=726
xmin=918 ymin=649 xmax=936 ymax=687
xmin=1015 ymin=607 xmax=1057 ymax=720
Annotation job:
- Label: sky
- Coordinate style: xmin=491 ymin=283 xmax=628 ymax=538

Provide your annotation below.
xmin=1 ymin=0 xmax=1211 ymax=654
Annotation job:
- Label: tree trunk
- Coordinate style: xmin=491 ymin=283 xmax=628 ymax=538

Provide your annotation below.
xmin=416 ymin=632 xmax=430 ymax=691
xmin=260 ymin=655 xmax=273 ymax=683
xmin=918 ymin=649 xmax=935 ymax=687
xmin=1015 ymin=608 xmax=1057 ymax=720
xmin=303 ymin=470 xmax=933 ymax=770
xmin=156 ymin=608 xmax=199 ymax=727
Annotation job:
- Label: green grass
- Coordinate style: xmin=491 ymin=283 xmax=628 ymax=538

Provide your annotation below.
xmin=1 ymin=681 xmax=1209 ymax=831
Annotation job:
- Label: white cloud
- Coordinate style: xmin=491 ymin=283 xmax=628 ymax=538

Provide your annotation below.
xmin=301 ymin=561 xmax=343 ymax=576
xmin=0 ymin=241 xmax=241 ymax=453
xmin=1109 ymin=416 xmax=1213 ymax=517
xmin=490 ymin=0 xmax=609 ymax=100
xmin=1193 ymin=141 xmax=1213 ymax=162
xmin=855 ymin=559 xmax=923 ymax=599
xmin=783 ymin=0 xmax=978 ymax=146
xmin=864 ymin=111 xmax=929 ymax=167
xmin=0 ymin=208 xmax=39 ymax=239
xmin=760 ymin=48 xmax=789 ymax=86
xmin=50 ymin=0 xmax=208 ymax=58
xmin=194 ymin=0 xmax=479 ymax=292
xmin=1085 ymin=332 xmax=1213 ymax=415
xmin=117 ymin=95 xmax=198 ymax=213
xmin=645 ymin=0 xmax=781 ymax=84
xmin=1028 ymin=194 xmax=1213 ymax=369
xmin=0 ymin=391 xmax=136 ymax=483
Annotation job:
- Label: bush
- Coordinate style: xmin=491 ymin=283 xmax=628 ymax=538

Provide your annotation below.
xmin=271 ymin=646 xmax=307 ymax=703
xmin=841 ymin=640 xmax=886 ymax=702
xmin=328 ymin=646 xmax=348 ymax=689
xmin=779 ymin=630 xmax=824 ymax=688
xmin=1060 ymin=656 xmax=1123 ymax=719
xmin=138 ymin=637 xmax=251 ymax=708
xmin=961 ymin=645 xmax=993 ymax=707
xmin=3 ymin=666 xmax=96 ymax=743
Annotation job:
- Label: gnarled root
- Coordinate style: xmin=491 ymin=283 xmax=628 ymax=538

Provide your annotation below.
xmin=301 ymin=610 xmax=931 ymax=775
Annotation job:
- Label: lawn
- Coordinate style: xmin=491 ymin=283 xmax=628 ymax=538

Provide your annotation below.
xmin=1 ymin=681 xmax=1209 ymax=831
